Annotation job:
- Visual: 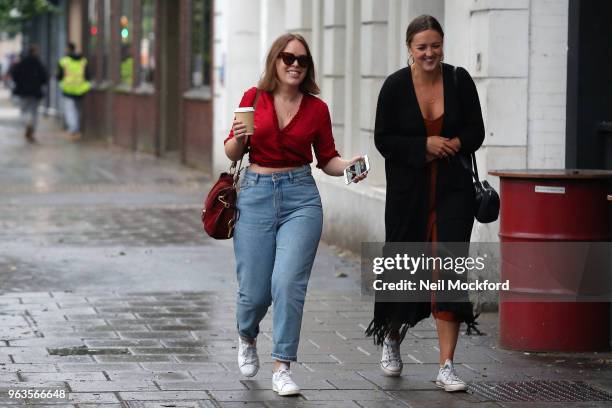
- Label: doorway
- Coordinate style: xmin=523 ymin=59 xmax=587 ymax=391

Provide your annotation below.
xmin=566 ymin=0 xmax=612 ymax=169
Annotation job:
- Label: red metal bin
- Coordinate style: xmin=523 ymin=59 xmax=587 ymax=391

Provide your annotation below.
xmin=489 ymin=169 xmax=612 ymax=351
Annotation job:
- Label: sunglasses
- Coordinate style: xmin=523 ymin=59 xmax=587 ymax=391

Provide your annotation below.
xmin=278 ymin=52 xmax=311 ymax=68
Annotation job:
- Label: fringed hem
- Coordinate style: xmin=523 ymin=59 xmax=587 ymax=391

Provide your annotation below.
xmin=365 ymin=313 xmax=485 ymax=344
xmin=364 ymin=318 xmax=411 ymax=346
xmin=465 ymin=313 xmax=484 ymax=336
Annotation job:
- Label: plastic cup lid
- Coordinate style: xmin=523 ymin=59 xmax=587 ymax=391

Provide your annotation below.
xmin=234 ymin=107 xmax=254 ymax=113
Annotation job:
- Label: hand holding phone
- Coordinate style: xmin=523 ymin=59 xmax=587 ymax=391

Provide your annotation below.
xmin=344 ymin=155 xmax=370 ymax=184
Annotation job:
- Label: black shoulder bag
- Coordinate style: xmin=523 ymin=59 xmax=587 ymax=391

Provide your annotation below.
xmin=453 ymin=66 xmax=500 ymax=224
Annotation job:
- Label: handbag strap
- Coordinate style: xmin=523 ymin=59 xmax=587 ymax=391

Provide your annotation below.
xmin=470 ymin=147 xmax=481 ymax=184
xmin=232 ymin=88 xmax=261 ymax=183
xmin=453 ymin=66 xmax=481 ymax=184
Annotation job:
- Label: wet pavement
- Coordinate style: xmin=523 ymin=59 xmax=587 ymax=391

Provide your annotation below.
xmin=0 ymin=90 xmax=611 ymax=407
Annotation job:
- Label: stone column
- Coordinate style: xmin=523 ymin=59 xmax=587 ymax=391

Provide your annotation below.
xmin=343 ymin=0 xmax=360 ymax=158
xmin=468 ymin=0 xmax=530 ymax=182
xmin=322 ymin=0 xmax=346 ymax=154
xmin=260 ymin=0 xmax=286 ymax=71
xmin=360 ymin=0 xmax=388 ymax=186
xmin=212 ymin=0 xmax=261 ymax=174
xmin=284 ymin=0 xmax=313 ymax=42
xmin=445 ymin=0 xmax=530 ymax=241
xmin=527 ymin=0 xmax=568 ymax=169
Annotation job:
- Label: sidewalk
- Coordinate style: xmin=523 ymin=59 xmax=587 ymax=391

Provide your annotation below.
xmin=0 ymin=91 xmax=611 ymax=407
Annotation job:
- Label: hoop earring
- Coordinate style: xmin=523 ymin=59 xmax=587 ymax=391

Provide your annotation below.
xmin=408 ymin=54 xmax=414 ymax=66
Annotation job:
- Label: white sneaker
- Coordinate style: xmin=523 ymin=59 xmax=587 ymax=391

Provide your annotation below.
xmin=237 ymin=337 xmax=259 ymax=377
xmin=380 ymin=338 xmax=403 ymax=377
xmin=436 ymin=359 xmax=467 ymax=392
xmin=272 ymin=368 xmax=301 ymax=396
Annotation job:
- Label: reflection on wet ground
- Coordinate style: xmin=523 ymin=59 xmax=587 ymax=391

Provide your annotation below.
xmin=1 ymin=91 xmax=611 ymax=407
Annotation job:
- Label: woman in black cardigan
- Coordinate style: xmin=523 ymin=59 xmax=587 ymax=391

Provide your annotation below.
xmin=365 ymin=15 xmax=484 ymax=392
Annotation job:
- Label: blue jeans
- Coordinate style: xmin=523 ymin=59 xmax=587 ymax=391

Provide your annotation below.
xmin=234 ymin=165 xmax=323 ymax=361
xmin=63 ymin=96 xmax=81 ymax=133
xmin=19 ymin=97 xmax=40 ymax=130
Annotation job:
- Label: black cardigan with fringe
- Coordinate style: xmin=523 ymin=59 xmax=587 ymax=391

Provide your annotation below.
xmin=365 ymin=63 xmax=485 ymax=345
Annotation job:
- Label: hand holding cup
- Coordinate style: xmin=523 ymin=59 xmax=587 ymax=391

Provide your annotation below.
xmin=233 ymin=107 xmax=255 ymax=142
xmin=232 ymin=120 xmax=249 ymax=141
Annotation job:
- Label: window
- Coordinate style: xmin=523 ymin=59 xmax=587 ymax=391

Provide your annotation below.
xmin=88 ymin=0 xmax=98 ymax=80
xmin=139 ymin=0 xmax=155 ymax=85
xmin=101 ymin=0 xmax=111 ymax=80
xmin=119 ymin=0 xmax=133 ymax=86
xmin=190 ymin=0 xmax=212 ymax=88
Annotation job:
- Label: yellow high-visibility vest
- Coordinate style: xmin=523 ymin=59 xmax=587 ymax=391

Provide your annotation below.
xmin=59 ymin=56 xmax=91 ymax=96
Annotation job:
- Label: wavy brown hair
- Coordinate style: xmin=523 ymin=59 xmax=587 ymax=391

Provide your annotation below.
xmin=258 ymin=33 xmax=320 ymax=95
xmin=405 ymin=15 xmax=444 ymax=46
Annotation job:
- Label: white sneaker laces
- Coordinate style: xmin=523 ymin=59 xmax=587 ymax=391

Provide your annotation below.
xmin=440 ymin=363 xmax=463 ymax=384
xmin=275 ymin=369 xmax=294 ymax=389
xmin=382 ymin=340 xmax=401 ymax=364
xmin=240 ymin=341 xmax=257 ymax=366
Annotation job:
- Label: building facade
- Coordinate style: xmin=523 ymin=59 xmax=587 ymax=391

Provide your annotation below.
xmin=69 ymin=0 xmax=610 ymax=250
xmin=20 ymin=0 xmax=68 ymax=116
xmin=71 ymin=0 xmax=214 ymax=173
xmin=213 ymin=0 xmax=573 ymax=249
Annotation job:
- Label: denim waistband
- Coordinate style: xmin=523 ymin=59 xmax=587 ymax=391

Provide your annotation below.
xmin=242 ymin=165 xmax=312 ymax=183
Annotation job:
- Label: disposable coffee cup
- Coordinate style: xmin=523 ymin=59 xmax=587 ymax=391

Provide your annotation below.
xmin=234 ymin=107 xmax=255 ymax=135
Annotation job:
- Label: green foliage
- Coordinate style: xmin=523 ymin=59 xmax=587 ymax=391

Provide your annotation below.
xmin=0 ymin=0 xmax=59 ymax=34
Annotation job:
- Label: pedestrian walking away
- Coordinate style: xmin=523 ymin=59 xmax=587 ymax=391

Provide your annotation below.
xmin=224 ymin=33 xmax=368 ymax=396
xmin=365 ymin=15 xmax=485 ymax=392
xmin=9 ymin=44 xmax=48 ymax=143
xmin=57 ymin=42 xmax=91 ymax=141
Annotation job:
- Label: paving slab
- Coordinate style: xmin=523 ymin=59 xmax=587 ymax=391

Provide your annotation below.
xmin=0 ymin=94 xmax=610 ymax=407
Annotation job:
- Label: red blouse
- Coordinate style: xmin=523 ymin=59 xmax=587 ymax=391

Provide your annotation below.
xmin=224 ymin=87 xmax=340 ymax=168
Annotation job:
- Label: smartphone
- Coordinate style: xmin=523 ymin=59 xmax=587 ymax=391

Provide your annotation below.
xmin=343 ymin=155 xmax=369 ymax=185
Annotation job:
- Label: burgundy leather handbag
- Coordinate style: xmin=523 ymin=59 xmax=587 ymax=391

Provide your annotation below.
xmin=201 ymin=160 xmax=244 ymax=239
xmin=201 ymin=89 xmax=260 ymax=239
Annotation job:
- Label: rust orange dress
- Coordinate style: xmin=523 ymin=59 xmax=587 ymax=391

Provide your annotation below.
xmin=425 ymin=115 xmax=456 ymax=322
xmin=366 ymin=64 xmax=484 ymax=346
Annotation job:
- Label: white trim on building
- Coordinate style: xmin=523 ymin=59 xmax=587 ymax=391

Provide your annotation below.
xmin=213 ymin=0 xmax=569 ymax=250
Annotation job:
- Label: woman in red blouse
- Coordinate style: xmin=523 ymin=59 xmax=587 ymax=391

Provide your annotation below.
xmin=225 ymin=33 xmax=366 ymax=396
